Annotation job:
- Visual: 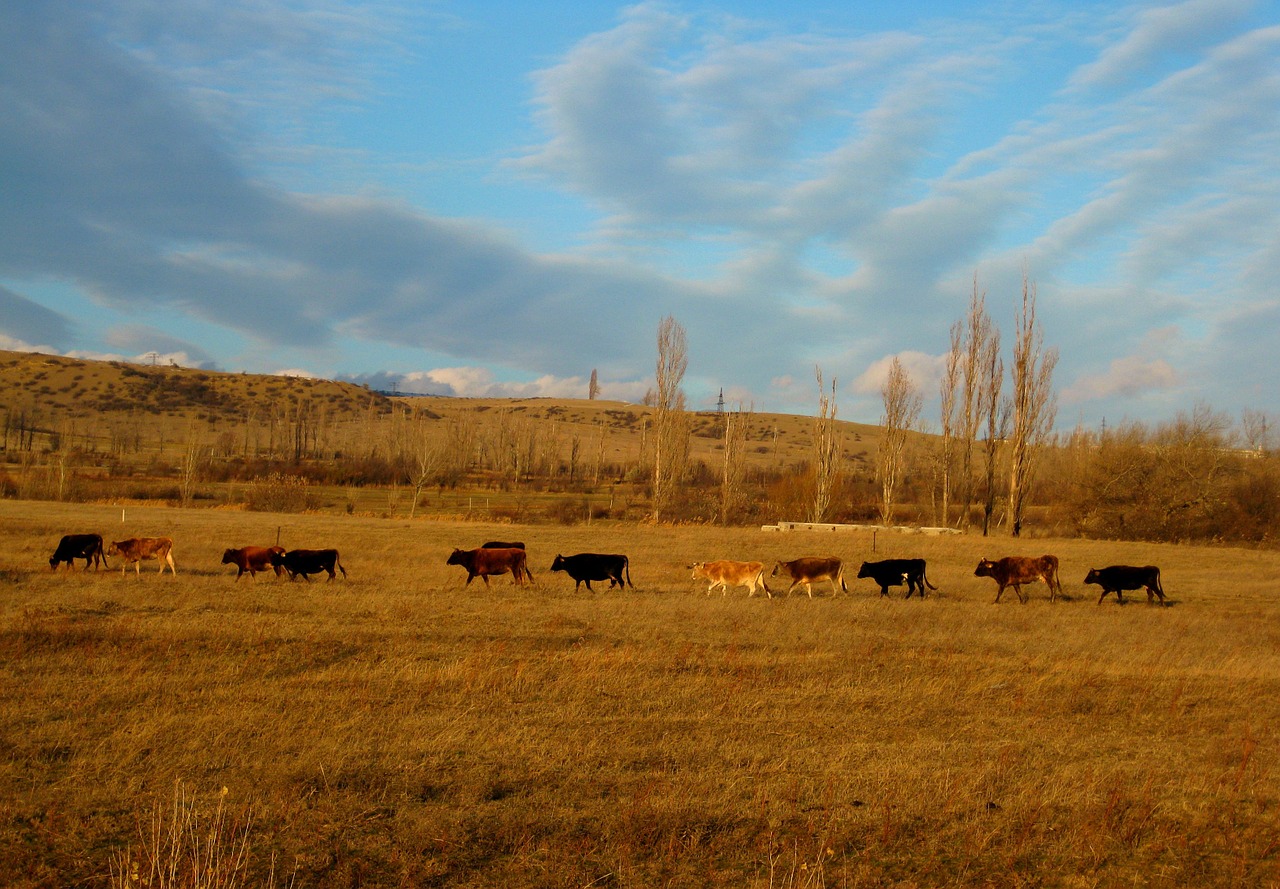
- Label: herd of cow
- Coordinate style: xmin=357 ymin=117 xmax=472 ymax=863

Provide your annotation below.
xmin=45 ymin=532 xmax=1168 ymax=605
xmin=46 ymin=533 xmax=346 ymax=581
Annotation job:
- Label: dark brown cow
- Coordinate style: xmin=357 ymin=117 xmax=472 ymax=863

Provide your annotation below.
xmin=1085 ymin=565 xmax=1167 ymax=606
xmin=108 ymin=537 xmax=176 ymax=576
xmin=771 ymin=556 xmax=846 ymax=597
xmin=270 ymin=549 xmax=346 ymax=582
xmin=691 ymin=560 xmax=770 ymax=597
xmin=974 ymin=555 xmax=1063 ymax=603
xmin=49 ymin=533 xmax=107 ymax=571
xmin=222 ymin=545 xmax=286 ymax=581
xmin=448 ymin=547 xmax=533 ymax=586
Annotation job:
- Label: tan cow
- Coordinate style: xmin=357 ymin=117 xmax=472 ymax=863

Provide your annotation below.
xmin=108 ymin=537 xmax=177 ymax=576
xmin=771 ymin=556 xmax=846 ymax=597
xmin=691 ymin=560 xmax=770 ymax=597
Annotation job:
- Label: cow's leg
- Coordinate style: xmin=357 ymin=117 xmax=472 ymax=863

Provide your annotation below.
xmin=993 ymin=584 xmax=1004 ymax=603
xmin=1015 ymin=583 xmax=1027 ymax=604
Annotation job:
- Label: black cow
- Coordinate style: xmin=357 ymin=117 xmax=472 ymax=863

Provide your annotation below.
xmin=481 ymin=541 xmax=525 ymax=550
xmin=49 ymin=533 xmax=107 ymax=571
xmin=270 ymin=548 xmax=347 ymax=582
xmin=550 ymin=553 xmax=632 ymax=592
xmin=857 ymin=558 xmax=937 ymax=598
xmin=1085 ymin=565 xmax=1167 ymax=605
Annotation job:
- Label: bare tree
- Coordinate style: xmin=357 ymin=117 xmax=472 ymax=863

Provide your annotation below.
xmin=720 ymin=402 xmax=752 ymax=525
xmin=1008 ymin=272 xmax=1059 ymax=537
xmin=588 ymin=369 xmax=600 ymax=400
xmin=938 ymin=318 xmax=962 ymax=526
xmin=179 ymin=419 xmax=208 ymax=507
xmin=811 ymin=367 xmax=839 ymax=522
xmin=978 ymin=322 xmax=1006 ymax=536
xmin=959 ymin=274 xmax=993 ymax=528
xmin=877 ymin=357 xmax=921 ymax=526
xmin=652 ymin=315 xmax=689 ymax=522
xmin=405 ymin=408 xmax=447 ymax=518
xmin=1241 ymin=409 xmax=1273 ymax=455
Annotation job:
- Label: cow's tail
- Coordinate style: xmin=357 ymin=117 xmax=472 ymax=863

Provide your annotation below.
xmin=95 ymin=538 xmax=108 ymax=571
xmin=1154 ymin=567 xmax=1166 ymax=604
xmin=336 ymin=556 xmax=348 ymax=579
xmin=923 ymin=568 xmax=938 ymax=591
xmin=623 ymin=556 xmax=633 ymax=588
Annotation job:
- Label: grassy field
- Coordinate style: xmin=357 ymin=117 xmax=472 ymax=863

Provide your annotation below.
xmin=1 ymin=499 xmax=1278 ymax=888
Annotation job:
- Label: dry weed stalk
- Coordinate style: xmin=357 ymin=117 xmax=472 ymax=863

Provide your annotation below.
xmin=111 ymin=783 xmax=258 ymax=889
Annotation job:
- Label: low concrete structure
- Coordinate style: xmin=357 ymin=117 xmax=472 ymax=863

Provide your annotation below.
xmin=761 ymin=521 xmax=961 ymax=536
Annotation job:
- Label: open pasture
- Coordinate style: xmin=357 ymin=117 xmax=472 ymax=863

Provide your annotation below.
xmin=1 ymin=499 xmax=1278 ymax=888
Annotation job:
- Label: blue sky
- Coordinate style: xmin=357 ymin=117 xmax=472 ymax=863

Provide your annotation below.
xmin=2 ymin=0 xmax=1278 ymax=429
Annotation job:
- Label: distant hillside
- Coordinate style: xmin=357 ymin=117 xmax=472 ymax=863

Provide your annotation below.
xmin=0 ymin=349 xmax=887 ymax=472
xmin=0 ymin=350 xmax=394 ymax=422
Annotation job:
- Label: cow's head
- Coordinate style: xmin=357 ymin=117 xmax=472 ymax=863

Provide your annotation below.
xmin=446 ymin=549 xmax=467 ymax=566
xmin=107 ymin=542 xmax=123 ymax=556
xmin=221 ymin=549 xmax=237 ymax=564
xmin=550 ymin=555 xmax=566 ymax=571
xmin=1084 ymin=568 xmax=1100 ymax=585
xmin=974 ymin=559 xmax=995 ymax=577
xmin=856 ymin=562 xmax=872 ymax=578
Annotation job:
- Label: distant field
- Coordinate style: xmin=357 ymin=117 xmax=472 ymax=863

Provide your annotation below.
xmin=2 ymin=499 xmax=1278 ymax=888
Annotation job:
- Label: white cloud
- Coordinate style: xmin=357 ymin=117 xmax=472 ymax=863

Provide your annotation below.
xmin=853 ymin=351 xmax=946 ymax=396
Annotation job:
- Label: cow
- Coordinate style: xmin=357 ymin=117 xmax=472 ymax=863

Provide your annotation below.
xmin=221 ymin=545 xmax=286 ymax=581
xmin=447 ymin=547 xmax=533 ymax=586
xmin=771 ymin=556 xmax=847 ymax=597
xmin=107 ymin=537 xmax=176 ymax=576
xmin=481 ymin=541 xmax=525 ymax=550
xmin=857 ymin=558 xmax=937 ymax=599
xmin=691 ymin=560 xmax=770 ymax=598
xmin=1084 ymin=565 xmax=1167 ymax=606
xmin=974 ymin=555 xmax=1063 ymax=603
xmin=49 ymin=533 xmax=107 ymax=571
xmin=270 ymin=548 xmax=347 ymax=582
xmin=550 ymin=553 xmax=632 ymax=592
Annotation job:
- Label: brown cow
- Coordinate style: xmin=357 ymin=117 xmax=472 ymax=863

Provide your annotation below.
xmin=447 ymin=547 xmax=533 ymax=586
xmin=974 ymin=555 xmax=1063 ymax=603
xmin=222 ymin=545 xmax=286 ymax=580
xmin=771 ymin=556 xmax=846 ymax=597
xmin=691 ymin=560 xmax=770 ymax=597
xmin=108 ymin=537 xmax=177 ymax=576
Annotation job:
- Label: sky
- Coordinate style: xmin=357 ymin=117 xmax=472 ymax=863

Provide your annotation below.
xmin=2 ymin=0 xmax=1278 ymax=430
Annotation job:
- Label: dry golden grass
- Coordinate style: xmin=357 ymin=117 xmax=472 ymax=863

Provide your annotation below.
xmin=2 ymin=499 xmax=1278 ymax=887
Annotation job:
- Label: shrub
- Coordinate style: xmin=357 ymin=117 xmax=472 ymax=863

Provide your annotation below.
xmin=244 ymin=473 xmax=315 ymax=513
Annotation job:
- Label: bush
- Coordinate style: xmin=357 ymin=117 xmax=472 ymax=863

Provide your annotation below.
xmin=244 ymin=473 xmax=315 ymax=513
